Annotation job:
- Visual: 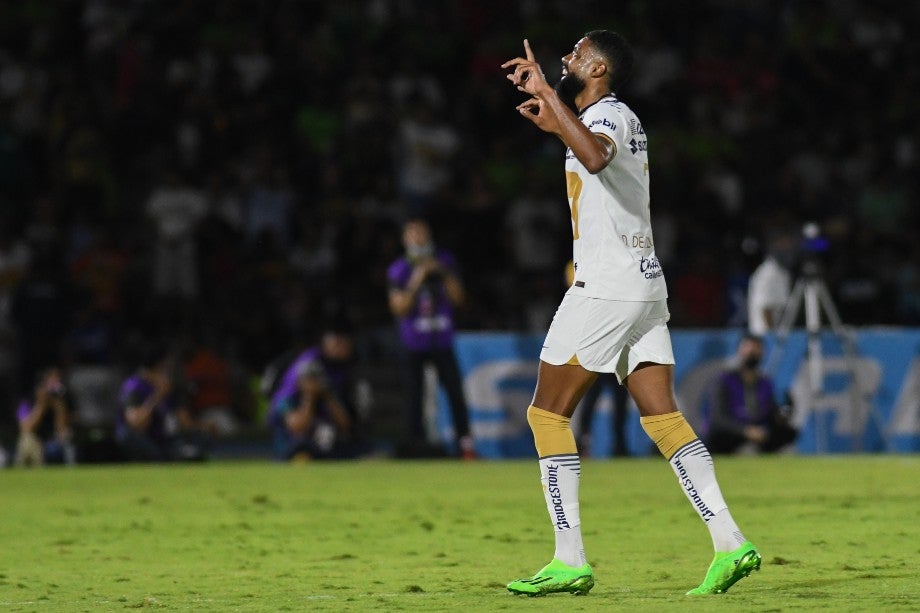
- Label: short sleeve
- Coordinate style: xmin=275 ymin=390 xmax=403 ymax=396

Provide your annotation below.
xmin=581 ymin=100 xmax=624 ymax=147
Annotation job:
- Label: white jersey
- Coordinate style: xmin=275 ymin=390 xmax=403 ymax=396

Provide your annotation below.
xmin=565 ymin=95 xmax=667 ymax=301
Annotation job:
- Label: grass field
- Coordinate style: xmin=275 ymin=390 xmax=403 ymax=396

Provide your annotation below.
xmin=2 ymin=456 xmax=919 ymax=612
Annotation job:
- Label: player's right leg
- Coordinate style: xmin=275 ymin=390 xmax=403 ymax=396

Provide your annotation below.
xmin=507 ymin=360 xmax=597 ymax=596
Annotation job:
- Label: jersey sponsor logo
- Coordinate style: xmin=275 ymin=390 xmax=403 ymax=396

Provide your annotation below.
xmin=673 ymin=458 xmax=717 ymax=522
xmin=546 ymin=464 xmax=571 ymax=530
xmin=628 ymin=137 xmax=647 ymax=154
xmin=587 ymin=117 xmax=617 ymax=132
xmin=640 ymin=256 xmax=663 ymax=279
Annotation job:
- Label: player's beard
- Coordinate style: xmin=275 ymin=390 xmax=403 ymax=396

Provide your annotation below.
xmin=555 ymin=73 xmax=585 ymax=113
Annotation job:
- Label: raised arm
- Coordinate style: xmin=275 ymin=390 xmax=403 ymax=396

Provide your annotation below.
xmin=502 ymin=39 xmax=614 ymax=174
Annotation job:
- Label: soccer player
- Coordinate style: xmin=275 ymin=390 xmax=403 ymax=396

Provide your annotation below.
xmin=501 ymin=32 xmax=761 ymax=596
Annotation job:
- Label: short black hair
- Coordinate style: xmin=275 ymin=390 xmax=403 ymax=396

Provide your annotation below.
xmin=584 ymin=30 xmax=635 ymax=91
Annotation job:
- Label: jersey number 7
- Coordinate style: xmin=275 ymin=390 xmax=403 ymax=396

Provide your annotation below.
xmin=565 ymin=171 xmax=582 ymax=240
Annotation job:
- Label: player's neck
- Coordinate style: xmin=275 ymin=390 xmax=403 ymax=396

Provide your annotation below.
xmin=575 ymin=87 xmax=613 ymax=112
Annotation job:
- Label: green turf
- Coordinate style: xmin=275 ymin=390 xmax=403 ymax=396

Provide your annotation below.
xmin=2 ymin=456 xmax=919 ymax=611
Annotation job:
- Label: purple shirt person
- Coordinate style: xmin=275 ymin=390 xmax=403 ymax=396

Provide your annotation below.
xmin=387 ymin=249 xmax=459 ymax=352
xmin=270 ymin=347 xmax=322 ymax=411
xmin=266 ymin=326 xmax=362 ymax=460
xmin=115 ymin=344 xmax=203 ymax=462
xmin=387 ymin=219 xmax=475 ymax=459
xmin=705 ymin=334 xmax=797 ymax=454
xmin=116 ymin=374 xmax=176 ymax=445
xmin=15 ymin=368 xmax=75 ymax=466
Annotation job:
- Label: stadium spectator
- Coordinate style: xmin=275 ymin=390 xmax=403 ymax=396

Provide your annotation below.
xmin=396 ymin=95 xmax=459 ymax=217
xmin=387 ymin=219 xmax=474 ymax=459
xmin=705 ymin=334 xmax=797 ymax=454
xmin=10 ymin=253 xmax=72 ymax=394
xmin=14 ymin=367 xmax=76 ymax=466
xmin=145 ymin=169 xmax=208 ymax=301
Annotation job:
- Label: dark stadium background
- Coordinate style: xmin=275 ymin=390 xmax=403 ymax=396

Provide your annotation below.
xmin=1 ymin=0 xmax=917 ymax=455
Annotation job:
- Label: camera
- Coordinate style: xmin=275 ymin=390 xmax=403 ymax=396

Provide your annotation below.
xmin=799 ymin=222 xmax=829 ymax=278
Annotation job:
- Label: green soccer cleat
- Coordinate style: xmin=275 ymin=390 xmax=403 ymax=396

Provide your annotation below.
xmin=686 ymin=541 xmax=762 ymax=595
xmin=506 ymin=558 xmax=595 ymax=596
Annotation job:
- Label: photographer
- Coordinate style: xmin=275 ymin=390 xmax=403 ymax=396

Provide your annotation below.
xmin=271 ymin=359 xmax=356 ymax=461
xmin=387 ymin=218 xmax=475 ymax=459
xmin=15 ymin=367 xmax=76 ymax=466
xmin=116 ymin=342 xmax=208 ymax=462
xmin=705 ymin=334 xmax=798 ymax=454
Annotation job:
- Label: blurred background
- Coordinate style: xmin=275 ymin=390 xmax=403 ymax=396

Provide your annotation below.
xmin=1 ymin=0 xmax=918 ymax=461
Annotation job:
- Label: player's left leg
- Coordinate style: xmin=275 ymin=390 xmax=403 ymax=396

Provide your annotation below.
xmin=507 ymin=360 xmax=597 ymax=596
xmin=624 ymin=362 xmax=761 ymax=595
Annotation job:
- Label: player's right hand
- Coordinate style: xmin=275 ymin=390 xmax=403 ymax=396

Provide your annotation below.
xmin=501 ymin=39 xmax=551 ymax=98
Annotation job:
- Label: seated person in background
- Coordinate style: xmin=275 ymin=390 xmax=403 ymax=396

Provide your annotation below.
xmin=272 ymin=359 xmax=356 ymax=461
xmin=706 ymin=334 xmax=798 ymax=454
xmin=116 ymin=343 xmax=208 ymax=462
xmin=15 ymin=367 xmax=76 ymax=466
xmin=263 ymin=317 xmax=368 ymax=441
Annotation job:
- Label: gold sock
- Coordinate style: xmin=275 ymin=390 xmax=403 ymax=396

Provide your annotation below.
xmin=640 ymin=412 xmax=697 ymax=460
xmin=526 ymin=405 xmax=577 ymax=458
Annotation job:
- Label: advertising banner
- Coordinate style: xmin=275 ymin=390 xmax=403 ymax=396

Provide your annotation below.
xmin=436 ymin=329 xmax=920 ymax=458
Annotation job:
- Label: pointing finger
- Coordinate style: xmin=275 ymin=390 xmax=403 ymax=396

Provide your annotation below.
xmin=524 ymin=39 xmax=535 ymax=61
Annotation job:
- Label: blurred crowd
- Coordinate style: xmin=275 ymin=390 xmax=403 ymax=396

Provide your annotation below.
xmin=1 ymin=0 xmax=918 ymax=455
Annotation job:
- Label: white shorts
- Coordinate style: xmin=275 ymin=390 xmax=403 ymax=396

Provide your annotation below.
xmin=540 ymin=294 xmax=675 ymax=383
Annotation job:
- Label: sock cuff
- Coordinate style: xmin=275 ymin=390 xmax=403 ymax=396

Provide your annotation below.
xmin=527 ymin=405 xmax=576 ymax=457
xmin=527 ymin=405 xmax=570 ymax=425
xmin=640 ymin=411 xmax=697 ymax=460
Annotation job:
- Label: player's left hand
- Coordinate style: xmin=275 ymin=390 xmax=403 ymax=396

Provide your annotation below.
xmin=515 ymin=96 xmax=559 ymax=133
xmin=501 ymin=39 xmax=551 ymax=98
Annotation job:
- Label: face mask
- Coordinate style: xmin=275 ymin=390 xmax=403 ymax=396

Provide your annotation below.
xmin=742 ymin=355 xmax=761 ymax=369
xmin=407 ymin=243 xmax=434 ymax=260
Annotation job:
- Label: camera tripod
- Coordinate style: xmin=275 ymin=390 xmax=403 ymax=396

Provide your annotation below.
xmin=765 ymin=265 xmax=888 ymax=452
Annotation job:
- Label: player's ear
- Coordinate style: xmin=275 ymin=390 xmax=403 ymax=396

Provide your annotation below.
xmin=590 ymin=60 xmax=608 ymax=80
